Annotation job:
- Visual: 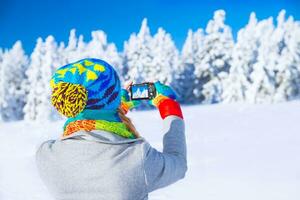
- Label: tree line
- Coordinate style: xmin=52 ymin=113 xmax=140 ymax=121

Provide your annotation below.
xmin=0 ymin=10 xmax=299 ymax=121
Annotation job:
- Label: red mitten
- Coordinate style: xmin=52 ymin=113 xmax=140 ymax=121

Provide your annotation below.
xmin=158 ymin=98 xmax=183 ymax=119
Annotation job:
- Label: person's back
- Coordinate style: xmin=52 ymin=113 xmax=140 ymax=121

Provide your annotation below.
xmin=36 ymin=58 xmax=187 ymax=200
xmin=37 ymin=131 xmax=147 ymax=200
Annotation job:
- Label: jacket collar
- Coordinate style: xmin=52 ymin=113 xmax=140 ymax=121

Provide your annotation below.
xmin=60 ymin=130 xmax=144 ymax=144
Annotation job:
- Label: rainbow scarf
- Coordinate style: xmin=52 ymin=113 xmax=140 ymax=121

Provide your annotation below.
xmin=63 ymin=119 xmax=136 ymax=139
xmin=62 ymin=109 xmax=136 ymax=139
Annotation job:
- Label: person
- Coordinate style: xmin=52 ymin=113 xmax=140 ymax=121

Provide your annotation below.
xmin=36 ymin=58 xmax=187 ymax=200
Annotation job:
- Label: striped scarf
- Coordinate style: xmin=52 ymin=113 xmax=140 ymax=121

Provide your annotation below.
xmin=63 ymin=119 xmax=136 ymax=139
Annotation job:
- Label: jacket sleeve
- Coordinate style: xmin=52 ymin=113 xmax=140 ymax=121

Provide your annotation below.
xmin=142 ymin=115 xmax=187 ymax=193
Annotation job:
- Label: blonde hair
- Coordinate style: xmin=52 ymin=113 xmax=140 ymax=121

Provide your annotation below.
xmin=117 ymin=107 xmax=140 ymax=138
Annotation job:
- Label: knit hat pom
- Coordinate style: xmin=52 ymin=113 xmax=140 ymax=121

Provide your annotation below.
xmin=51 ymin=82 xmax=88 ymax=118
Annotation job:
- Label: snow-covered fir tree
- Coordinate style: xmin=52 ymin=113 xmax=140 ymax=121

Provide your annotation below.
xmin=272 ymin=10 xmax=300 ymax=101
xmin=149 ymin=28 xmax=179 ymax=84
xmin=24 ymin=38 xmax=45 ymax=121
xmin=0 ymin=48 xmax=3 ymax=62
xmin=123 ymin=18 xmax=154 ymax=83
xmin=193 ymin=10 xmax=234 ymax=103
xmin=221 ymin=13 xmax=259 ymax=103
xmin=0 ymin=48 xmax=2 ymax=120
xmin=24 ymin=36 xmax=61 ymax=121
xmin=245 ymin=17 xmax=277 ymax=103
xmin=64 ymin=29 xmax=122 ymax=79
xmin=0 ymin=41 xmax=29 ymax=121
xmin=86 ymin=30 xmax=122 ymax=79
xmin=0 ymin=48 xmax=2 ymax=96
xmin=174 ymin=29 xmax=204 ymax=103
xmin=42 ymin=36 xmax=64 ymax=120
xmin=63 ymin=29 xmax=85 ymax=63
xmin=86 ymin=30 xmax=107 ymax=58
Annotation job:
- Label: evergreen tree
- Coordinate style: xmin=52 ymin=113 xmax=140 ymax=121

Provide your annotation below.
xmin=64 ymin=29 xmax=82 ymax=63
xmin=123 ymin=18 xmax=153 ymax=83
xmin=150 ymin=27 xmax=179 ymax=84
xmin=24 ymin=36 xmax=61 ymax=121
xmin=175 ymin=29 xmax=204 ymax=103
xmin=0 ymin=41 xmax=29 ymax=121
xmin=86 ymin=30 xmax=107 ymax=58
xmin=245 ymin=17 xmax=276 ymax=103
xmin=0 ymin=48 xmax=3 ymax=62
xmin=222 ymin=13 xmax=259 ymax=103
xmin=63 ymin=29 xmax=89 ymax=64
xmin=40 ymin=35 xmax=63 ymax=120
xmin=193 ymin=10 xmax=234 ymax=104
xmin=273 ymin=10 xmax=300 ymax=101
xmin=0 ymin=48 xmax=3 ymax=120
xmin=24 ymin=38 xmax=44 ymax=121
xmin=86 ymin=30 xmax=122 ymax=80
xmin=64 ymin=29 xmax=122 ymax=80
xmin=104 ymin=42 xmax=123 ymax=80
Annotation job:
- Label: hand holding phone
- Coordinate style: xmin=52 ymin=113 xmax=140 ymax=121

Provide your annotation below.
xmin=124 ymin=81 xmax=181 ymax=118
xmin=147 ymin=81 xmax=177 ymax=108
xmin=129 ymin=82 xmax=157 ymax=100
xmin=120 ymin=81 xmax=142 ymax=113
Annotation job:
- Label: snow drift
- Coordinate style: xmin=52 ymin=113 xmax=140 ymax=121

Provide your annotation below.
xmin=0 ymin=101 xmax=300 ymax=200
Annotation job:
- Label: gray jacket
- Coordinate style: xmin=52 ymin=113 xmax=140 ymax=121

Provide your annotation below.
xmin=36 ymin=115 xmax=187 ymax=200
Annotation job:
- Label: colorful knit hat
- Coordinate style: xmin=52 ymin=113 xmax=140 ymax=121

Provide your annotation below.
xmin=50 ymin=59 xmax=139 ymax=138
xmin=51 ymin=58 xmax=121 ymax=121
xmin=51 ymin=58 xmax=136 ymax=139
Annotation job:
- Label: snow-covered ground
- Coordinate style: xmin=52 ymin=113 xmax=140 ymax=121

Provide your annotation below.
xmin=0 ymin=101 xmax=300 ymax=200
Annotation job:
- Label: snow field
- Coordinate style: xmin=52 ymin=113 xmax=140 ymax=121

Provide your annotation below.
xmin=1 ymin=102 xmax=299 ymax=199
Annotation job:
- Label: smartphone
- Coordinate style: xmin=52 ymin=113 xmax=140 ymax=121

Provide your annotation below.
xmin=130 ymin=82 xmax=156 ymax=100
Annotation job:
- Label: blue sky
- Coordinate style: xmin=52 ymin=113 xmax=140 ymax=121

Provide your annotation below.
xmin=0 ymin=0 xmax=299 ymax=53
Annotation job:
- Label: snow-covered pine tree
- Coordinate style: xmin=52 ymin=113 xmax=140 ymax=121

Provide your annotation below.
xmin=194 ymin=10 xmax=234 ymax=104
xmin=0 ymin=41 xmax=29 ymax=121
xmin=86 ymin=30 xmax=122 ymax=80
xmin=0 ymin=48 xmax=3 ymax=62
xmin=63 ymin=29 xmax=87 ymax=63
xmin=149 ymin=27 xmax=179 ymax=84
xmin=56 ymin=41 xmax=66 ymax=69
xmin=222 ymin=13 xmax=259 ymax=103
xmin=40 ymin=35 xmax=64 ymax=120
xmin=77 ymin=34 xmax=86 ymax=57
xmin=245 ymin=17 xmax=277 ymax=103
xmin=174 ymin=29 xmax=204 ymax=103
xmin=0 ymin=48 xmax=2 ymax=120
xmin=272 ymin=10 xmax=300 ymax=101
xmin=86 ymin=30 xmax=107 ymax=58
xmin=104 ymin=42 xmax=123 ymax=80
xmin=63 ymin=29 xmax=122 ymax=80
xmin=24 ymin=36 xmax=61 ymax=121
xmin=24 ymin=38 xmax=44 ymax=121
xmin=123 ymin=18 xmax=153 ymax=83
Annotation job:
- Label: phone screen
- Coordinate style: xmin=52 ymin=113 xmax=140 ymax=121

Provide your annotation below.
xmin=131 ymin=84 xmax=149 ymax=99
